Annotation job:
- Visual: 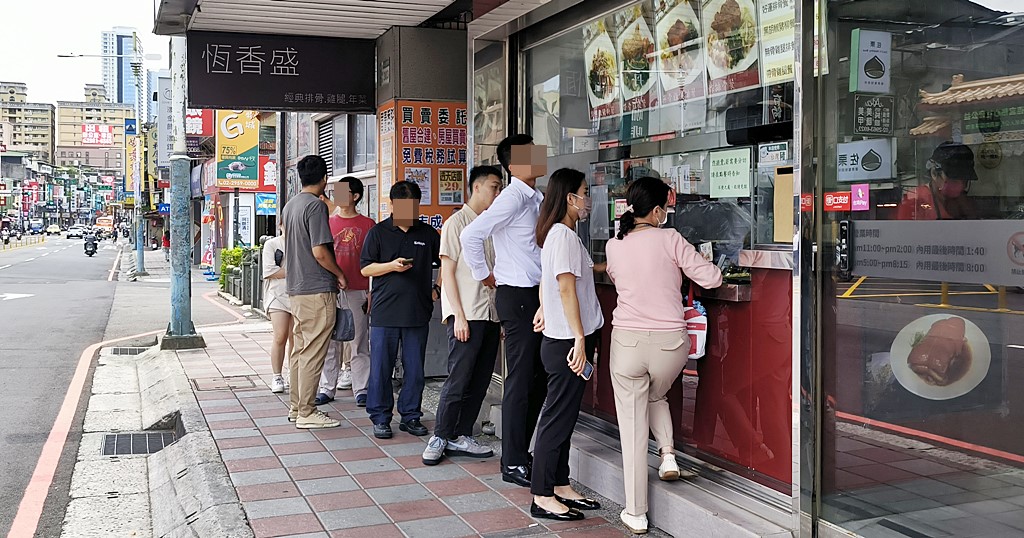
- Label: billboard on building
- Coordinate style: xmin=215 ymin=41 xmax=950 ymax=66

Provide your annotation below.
xmin=186 ymin=108 xmax=214 ymax=137
xmin=82 ymin=124 xmax=114 ymax=145
xmin=215 ymin=110 xmax=260 ymax=189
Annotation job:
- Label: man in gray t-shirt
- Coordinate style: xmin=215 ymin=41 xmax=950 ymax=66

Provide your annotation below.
xmin=281 ymin=155 xmax=348 ymax=430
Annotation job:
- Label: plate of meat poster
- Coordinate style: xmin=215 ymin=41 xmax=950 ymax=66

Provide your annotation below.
xmin=655 ymin=0 xmax=707 ymax=105
xmin=702 ymin=0 xmax=761 ymax=95
xmin=584 ymin=21 xmax=621 ymax=121
xmin=616 ymin=5 xmax=658 ymax=113
xmin=889 ymin=314 xmax=991 ymax=401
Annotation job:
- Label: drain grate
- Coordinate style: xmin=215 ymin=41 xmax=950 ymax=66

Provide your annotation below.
xmin=192 ymin=376 xmax=258 ymax=391
xmin=108 ymin=347 xmax=149 ymax=356
xmin=101 ymin=432 xmax=176 ymax=456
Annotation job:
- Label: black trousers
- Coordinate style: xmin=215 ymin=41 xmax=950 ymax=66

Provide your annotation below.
xmin=531 ymin=332 xmax=598 ymax=497
xmin=496 ymin=285 xmax=547 ymax=468
xmin=434 ymin=319 xmax=502 ymax=439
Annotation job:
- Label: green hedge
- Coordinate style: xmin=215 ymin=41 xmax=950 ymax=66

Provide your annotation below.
xmin=219 ymin=247 xmax=247 ymax=290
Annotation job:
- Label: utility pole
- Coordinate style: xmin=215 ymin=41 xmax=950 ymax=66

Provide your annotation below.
xmin=132 ymin=32 xmax=147 ymax=276
xmin=162 ymin=34 xmax=204 ymax=349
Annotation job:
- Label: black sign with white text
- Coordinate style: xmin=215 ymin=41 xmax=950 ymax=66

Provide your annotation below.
xmin=186 ymin=31 xmax=375 ymax=112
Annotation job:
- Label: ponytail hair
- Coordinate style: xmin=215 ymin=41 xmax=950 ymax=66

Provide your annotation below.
xmin=616 ymin=176 xmax=671 ymax=240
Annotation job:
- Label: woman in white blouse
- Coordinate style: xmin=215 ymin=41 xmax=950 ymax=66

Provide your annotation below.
xmin=528 ymin=168 xmax=604 ymax=522
xmin=261 ymin=225 xmax=292 ymax=394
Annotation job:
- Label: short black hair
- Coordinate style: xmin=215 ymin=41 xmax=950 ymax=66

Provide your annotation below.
xmin=336 ymin=176 xmax=364 ymax=202
xmin=468 ymin=165 xmax=502 ymax=190
xmin=496 ymin=134 xmax=533 ymax=175
xmin=297 ymin=155 xmax=328 ymax=186
xmin=390 ymin=180 xmax=422 ymax=201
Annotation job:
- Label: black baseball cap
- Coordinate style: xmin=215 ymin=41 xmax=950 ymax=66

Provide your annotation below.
xmin=930 ymin=142 xmax=978 ymax=181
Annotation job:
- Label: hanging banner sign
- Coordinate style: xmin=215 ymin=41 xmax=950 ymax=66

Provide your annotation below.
xmin=216 ymin=110 xmax=260 ymax=189
xmin=837 ymin=138 xmax=894 ymax=182
xmin=849 ymin=29 xmax=891 ymax=94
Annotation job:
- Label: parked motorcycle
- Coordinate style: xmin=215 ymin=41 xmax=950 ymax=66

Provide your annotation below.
xmin=84 ymin=234 xmax=97 ymax=257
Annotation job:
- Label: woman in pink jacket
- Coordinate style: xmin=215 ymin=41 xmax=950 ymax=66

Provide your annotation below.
xmin=605 ymin=177 xmax=722 ymax=534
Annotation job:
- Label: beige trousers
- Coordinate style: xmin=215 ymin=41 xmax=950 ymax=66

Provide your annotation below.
xmin=289 ymin=292 xmax=337 ymax=418
xmin=609 ymin=327 xmax=689 ymax=516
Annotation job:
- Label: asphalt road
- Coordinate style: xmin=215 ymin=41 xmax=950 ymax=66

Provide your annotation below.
xmin=0 ymin=236 xmax=119 ymax=536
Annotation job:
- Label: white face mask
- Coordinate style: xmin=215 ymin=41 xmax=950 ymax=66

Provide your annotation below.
xmin=657 ymin=206 xmax=669 ymax=227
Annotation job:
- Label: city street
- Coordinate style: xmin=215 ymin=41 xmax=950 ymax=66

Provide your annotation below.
xmin=0 ymin=239 xmax=238 ymax=537
xmin=0 ymin=236 xmax=118 ymax=536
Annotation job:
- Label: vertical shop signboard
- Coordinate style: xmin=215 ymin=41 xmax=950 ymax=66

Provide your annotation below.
xmin=394 ymin=100 xmax=468 ymax=230
xmin=758 ymin=0 xmax=796 ymax=84
xmin=215 ymin=110 xmax=260 ymax=189
xmin=377 ymin=102 xmax=396 ymax=220
xmin=849 ymin=29 xmax=891 ymax=94
xmin=125 ymin=135 xmax=140 ymax=196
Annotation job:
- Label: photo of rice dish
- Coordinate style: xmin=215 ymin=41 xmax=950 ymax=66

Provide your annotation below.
xmin=659 ymin=17 xmax=700 ymax=83
xmin=589 ymin=48 xmax=617 ymax=99
xmin=706 ymin=0 xmax=757 ymax=71
xmin=620 ymin=25 xmax=654 ymax=93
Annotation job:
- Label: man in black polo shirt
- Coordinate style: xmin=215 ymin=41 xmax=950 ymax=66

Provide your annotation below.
xmin=360 ymin=181 xmax=441 ymax=439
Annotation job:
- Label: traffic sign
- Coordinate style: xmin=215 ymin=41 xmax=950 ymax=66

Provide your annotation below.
xmin=124 ymin=118 xmax=138 ymax=136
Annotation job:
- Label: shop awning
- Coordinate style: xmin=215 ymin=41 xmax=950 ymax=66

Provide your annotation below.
xmin=909 ymin=116 xmax=951 ymax=137
xmin=155 ymin=0 xmax=458 ymax=39
xmin=919 ymin=73 xmax=1024 ymax=108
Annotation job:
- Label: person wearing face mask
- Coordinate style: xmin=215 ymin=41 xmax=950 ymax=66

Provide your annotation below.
xmin=898 ymin=141 xmax=978 ymax=220
xmin=528 ymin=168 xmax=604 ymax=522
xmin=605 ymin=177 xmax=722 ymax=534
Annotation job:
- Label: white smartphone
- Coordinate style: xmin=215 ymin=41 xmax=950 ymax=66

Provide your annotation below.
xmin=567 ymin=347 xmax=595 ymax=380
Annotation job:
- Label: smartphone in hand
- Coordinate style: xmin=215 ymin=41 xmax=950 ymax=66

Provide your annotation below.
xmin=400 ymin=258 xmax=414 ymax=266
xmin=567 ymin=348 xmax=595 ymax=380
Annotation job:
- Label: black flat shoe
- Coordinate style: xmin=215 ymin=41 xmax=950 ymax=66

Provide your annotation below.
xmin=373 ymin=423 xmax=393 ymax=439
xmin=556 ymin=495 xmax=601 ymax=511
xmin=399 ymin=419 xmax=428 ymax=436
xmin=502 ymin=465 xmax=531 ymax=487
xmin=530 ymin=502 xmax=584 ymax=521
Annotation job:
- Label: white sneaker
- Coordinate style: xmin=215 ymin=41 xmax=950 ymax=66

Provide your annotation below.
xmin=337 ymin=369 xmax=353 ymax=390
xmin=620 ymin=510 xmax=648 ymax=534
xmin=296 ymin=410 xmax=341 ymax=429
xmin=446 ymin=435 xmax=494 ymax=458
xmin=270 ymin=376 xmax=286 ymax=393
xmin=659 ymin=454 xmax=680 ymax=481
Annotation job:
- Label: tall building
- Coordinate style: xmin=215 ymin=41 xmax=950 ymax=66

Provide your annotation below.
xmin=100 ymin=27 xmax=146 ymax=114
xmin=84 ymin=84 xmax=107 ymax=103
xmin=55 ymin=99 xmax=133 ymax=174
xmin=0 ymin=82 xmax=55 ymax=162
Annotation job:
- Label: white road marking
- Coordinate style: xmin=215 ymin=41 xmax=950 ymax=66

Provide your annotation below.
xmin=24 ymin=258 xmax=35 ymax=261
xmin=0 ymin=293 xmax=34 ymax=301
xmin=41 ymin=253 xmax=50 ymax=257
xmin=0 ymin=264 xmax=10 ymax=270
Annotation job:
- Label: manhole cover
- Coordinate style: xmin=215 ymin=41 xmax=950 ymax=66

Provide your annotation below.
xmin=191 ymin=376 xmax=258 ymax=391
xmin=102 ymin=431 xmax=176 ymax=456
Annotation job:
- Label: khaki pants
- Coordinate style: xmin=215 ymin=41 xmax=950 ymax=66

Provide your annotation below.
xmin=290 ymin=292 xmax=337 ymax=418
xmin=609 ymin=328 xmax=689 ymax=516
xmin=319 ymin=290 xmax=370 ymax=398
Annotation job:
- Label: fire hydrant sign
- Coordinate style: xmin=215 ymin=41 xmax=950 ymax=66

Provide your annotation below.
xmin=709 ymin=147 xmax=752 ymax=199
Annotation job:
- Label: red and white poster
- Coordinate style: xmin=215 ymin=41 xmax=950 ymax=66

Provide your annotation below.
xmin=185 ymin=109 xmax=214 ymax=137
xmin=824 ymin=191 xmax=851 ymax=212
xmin=654 ymin=0 xmax=706 ymax=106
xmin=258 ymin=155 xmax=277 ymax=193
xmin=702 ymin=0 xmax=761 ymax=95
xmin=616 ymin=5 xmax=658 ymax=113
xmin=81 ymin=124 xmax=114 ymax=145
xmin=584 ymin=20 xmax=621 ymax=121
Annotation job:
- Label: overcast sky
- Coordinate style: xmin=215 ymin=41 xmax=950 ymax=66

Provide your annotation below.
xmin=1 ymin=0 xmax=1021 ymax=106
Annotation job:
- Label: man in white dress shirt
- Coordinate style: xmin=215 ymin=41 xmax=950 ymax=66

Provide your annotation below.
xmin=460 ymin=134 xmax=548 ymax=487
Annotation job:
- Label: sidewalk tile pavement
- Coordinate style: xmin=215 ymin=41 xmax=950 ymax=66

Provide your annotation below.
xmin=184 ymin=330 xmax=643 ymax=537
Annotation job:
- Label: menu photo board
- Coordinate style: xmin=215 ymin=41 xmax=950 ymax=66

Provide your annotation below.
xmin=655 ymin=0 xmax=707 ymax=106
xmin=616 ymin=4 xmax=659 ymax=113
xmin=584 ymin=20 xmax=622 ymax=121
xmin=702 ymin=0 xmax=761 ymax=95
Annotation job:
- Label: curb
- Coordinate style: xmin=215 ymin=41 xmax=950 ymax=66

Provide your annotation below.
xmin=138 ymin=347 xmax=254 ymax=538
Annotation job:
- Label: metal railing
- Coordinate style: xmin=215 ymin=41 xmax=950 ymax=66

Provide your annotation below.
xmin=0 ymin=234 xmax=45 ymax=251
xmin=220 ymin=236 xmax=270 ymax=311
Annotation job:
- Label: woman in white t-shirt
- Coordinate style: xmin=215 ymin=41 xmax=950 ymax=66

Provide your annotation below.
xmin=262 ymin=225 xmax=292 ymax=394
xmin=528 ymin=168 xmax=604 ymax=522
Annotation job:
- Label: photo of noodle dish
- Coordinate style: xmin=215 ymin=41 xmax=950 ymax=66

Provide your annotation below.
xmin=585 ymin=28 xmax=619 ymax=106
xmin=619 ymin=21 xmax=655 ymax=98
xmin=656 ymin=1 xmax=703 ymax=89
xmin=888 ymin=314 xmax=991 ymax=401
xmin=703 ymin=0 xmax=758 ymax=78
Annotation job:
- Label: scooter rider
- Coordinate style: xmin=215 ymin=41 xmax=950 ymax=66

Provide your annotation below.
xmin=84 ymin=230 xmax=98 ymax=255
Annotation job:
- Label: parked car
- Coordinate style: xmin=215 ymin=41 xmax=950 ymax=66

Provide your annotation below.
xmin=46 ymin=224 xmax=61 ymax=235
xmin=66 ymin=226 xmax=86 ymax=239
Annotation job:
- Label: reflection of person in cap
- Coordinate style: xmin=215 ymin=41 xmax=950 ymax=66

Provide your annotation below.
xmin=897 ymin=141 xmax=978 ymax=220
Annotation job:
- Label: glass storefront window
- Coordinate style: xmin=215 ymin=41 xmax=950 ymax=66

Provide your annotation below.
xmin=473 ymin=41 xmax=506 ymax=167
xmin=816 ymin=1 xmax=1024 ymax=536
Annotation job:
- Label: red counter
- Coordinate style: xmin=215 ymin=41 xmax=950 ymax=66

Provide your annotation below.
xmin=585 ymin=267 xmax=793 ymax=492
